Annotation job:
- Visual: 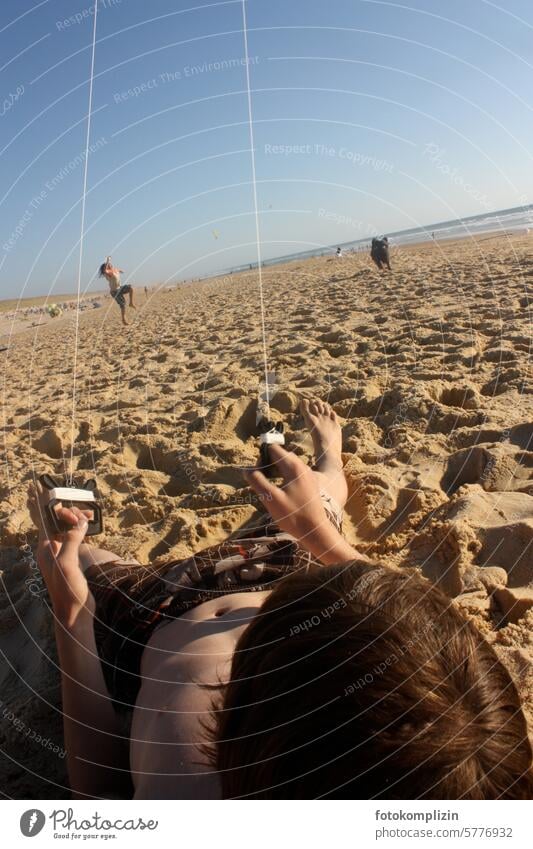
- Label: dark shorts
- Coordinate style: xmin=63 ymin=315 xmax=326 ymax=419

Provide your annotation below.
xmin=111 ymin=284 xmax=132 ymax=308
xmin=88 ymin=494 xmax=343 ymax=716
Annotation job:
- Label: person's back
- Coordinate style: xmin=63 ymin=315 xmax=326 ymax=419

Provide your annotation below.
xmin=370 ymin=237 xmax=391 ymax=270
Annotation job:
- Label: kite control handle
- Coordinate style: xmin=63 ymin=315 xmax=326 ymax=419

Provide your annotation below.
xmin=39 ymin=474 xmax=103 ymax=536
xmin=257 ymin=419 xmax=285 ymax=478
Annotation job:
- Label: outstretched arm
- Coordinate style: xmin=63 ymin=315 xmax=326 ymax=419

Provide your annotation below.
xmin=245 ymin=444 xmax=365 ymax=565
xmin=33 ymin=495 xmax=131 ymax=798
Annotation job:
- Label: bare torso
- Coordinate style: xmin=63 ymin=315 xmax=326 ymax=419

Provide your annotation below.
xmin=104 ymin=267 xmax=121 ymax=292
xmin=130 ymin=590 xmax=270 ymax=799
xmin=129 ymin=402 xmax=352 ymax=798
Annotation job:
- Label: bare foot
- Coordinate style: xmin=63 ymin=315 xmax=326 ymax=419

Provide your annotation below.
xmin=300 ymin=398 xmax=348 ymax=508
xmin=300 ymin=398 xmax=343 ymax=466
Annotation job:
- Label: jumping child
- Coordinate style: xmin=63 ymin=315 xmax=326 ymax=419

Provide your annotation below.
xmin=99 ymin=256 xmax=136 ymax=325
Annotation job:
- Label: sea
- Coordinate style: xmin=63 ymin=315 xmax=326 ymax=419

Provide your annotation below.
xmin=216 ymin=203 xmax=533 ymax=278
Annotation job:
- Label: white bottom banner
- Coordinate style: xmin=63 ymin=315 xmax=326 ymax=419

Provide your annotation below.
xmin=3 ymin=800 xmax=530 ymax=848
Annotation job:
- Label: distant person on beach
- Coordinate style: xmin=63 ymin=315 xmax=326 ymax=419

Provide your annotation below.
xmin=144 ymin=286 xmax=148 ymax=298
xmin=336 ymin=246 xmax=343 ymax=258
xmin=370 ymin=236 xmax=391 ymax=270
xmin=98 ymin=256 xmax=136 ymax=326
xmin=30 ymin=398 xmax=533 ymax=800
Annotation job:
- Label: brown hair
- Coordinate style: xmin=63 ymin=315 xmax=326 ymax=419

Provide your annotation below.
xmin=210 ymin=562 xmax=533 ymax=799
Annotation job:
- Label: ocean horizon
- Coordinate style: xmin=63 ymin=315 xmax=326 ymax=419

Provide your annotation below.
xmin=214 ymin=202 xmax=533 ymax=279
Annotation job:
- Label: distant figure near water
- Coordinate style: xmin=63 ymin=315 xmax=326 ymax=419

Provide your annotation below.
xmin=99 ymin=256 xmax=136 ymax=326
xmin=370 ymin=237 xmax=391 ymax=271
xmin=336 ymin=246 xmax=343 ymax=258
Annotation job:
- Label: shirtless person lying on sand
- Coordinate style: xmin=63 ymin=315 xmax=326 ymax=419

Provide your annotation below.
xmin=31 ymin=400 xmax=532 ymax=800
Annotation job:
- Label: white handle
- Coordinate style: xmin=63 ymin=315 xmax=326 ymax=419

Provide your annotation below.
xmin=46 ymin=487 xmax=96 ymax=503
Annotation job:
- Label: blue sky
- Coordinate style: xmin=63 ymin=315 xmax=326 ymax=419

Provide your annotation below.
xmin=1 ymin=0 xmax=532 ymax=298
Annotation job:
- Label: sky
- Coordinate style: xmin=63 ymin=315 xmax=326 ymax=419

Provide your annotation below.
xmin=1 ymin=0 xmax=532 ymax=298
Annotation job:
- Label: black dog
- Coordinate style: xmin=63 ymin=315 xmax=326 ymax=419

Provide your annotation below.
xmin=370 ymin=237 xmax=391 ymax=270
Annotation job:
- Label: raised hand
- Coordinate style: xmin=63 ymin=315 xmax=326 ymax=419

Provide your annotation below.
xmin=29 ymin=485 xmax=94 ymax=627
xmin=244 ymin=444 xmax=357 ymax=565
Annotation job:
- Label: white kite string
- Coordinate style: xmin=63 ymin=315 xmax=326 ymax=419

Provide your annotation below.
xmin=68 ymin=0 xmax=99 ymax=481
xmin=67 ymin=1 xmax=267 ymax=477
xmin=240 ymin=0 xmax=271 ymax=417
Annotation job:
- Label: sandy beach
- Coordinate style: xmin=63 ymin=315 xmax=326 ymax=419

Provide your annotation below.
xmin=0 ymin=292 xmax=107 ymax=349
xmin=0 ymin=233 xmax=532 ymax=797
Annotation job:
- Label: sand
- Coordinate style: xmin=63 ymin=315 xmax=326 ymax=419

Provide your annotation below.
xmin=0 ymin=293 xmax=106 ymax=348
xmin=1 ymin=234 xmax=532 ymax=797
